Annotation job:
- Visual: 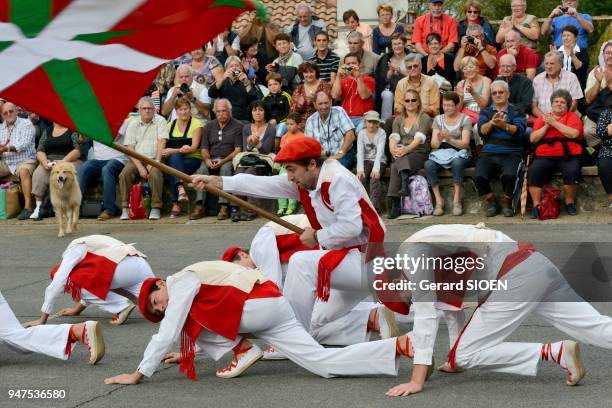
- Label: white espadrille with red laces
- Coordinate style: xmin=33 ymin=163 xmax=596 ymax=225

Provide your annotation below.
xmin=216 ymin=339 xmax=263 ymax=379
xmin=541 ymin=340 xmax=585 ymax=386
xmin=84 ymin=321 xmax=105 ymax=365
xmin=374 ymin=305 xmax=400 ymax=339
xmin=261 ymin=347 xmax=288 ymax=361
xmin=110 ymin=302 xmax=136 ymax=326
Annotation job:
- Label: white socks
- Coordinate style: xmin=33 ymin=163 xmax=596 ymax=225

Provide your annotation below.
xmin=29 ymin=201 xmax=42 ymax=219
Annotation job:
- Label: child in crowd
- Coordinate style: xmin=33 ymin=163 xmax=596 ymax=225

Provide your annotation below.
xmin=276 ymin=112 xmax=305 ymax=215
xmin=262 ymin=73 xmax=292 ymax=138
xmin=356 ymin=111 xmax=387 ymax=213
xmin=266 ymin=33 xmax=303 ymax=92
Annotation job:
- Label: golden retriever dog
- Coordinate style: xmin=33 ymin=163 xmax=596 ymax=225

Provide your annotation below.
xmin=50 ymin=162 xmax=82 ymax=237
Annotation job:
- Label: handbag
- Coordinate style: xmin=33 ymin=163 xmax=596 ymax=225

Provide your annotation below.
xmin=80 ymin=199 xmax=102 ymax=218
xmin=537 ymin=185 xmax=561 ymax=220
xmin=0 ymin=184 xmax=22 ymax=220
xmin=128 ymin=183 xmax=147 ymax=220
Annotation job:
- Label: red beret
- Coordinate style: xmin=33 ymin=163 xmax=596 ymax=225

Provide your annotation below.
xmin=274 ymin=137 xmax=321 ymax=163
xmin=138 ymin=278 xmax=164 ymax=323
xmin=222 ymin=246 xmax=243 ymax=262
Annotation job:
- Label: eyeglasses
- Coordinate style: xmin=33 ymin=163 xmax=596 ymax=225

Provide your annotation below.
xmin=467 ymin=10 xmax=480 ymax=14
xmin=491 ymin=91 xmax=506 ymax=96
xmin=406 ymin=64 xmax=420 ymax=70
xmin=404 ymin=99 xmax=418 ymax=103
xmin=1 ymin=109 xmax=15 ymax=116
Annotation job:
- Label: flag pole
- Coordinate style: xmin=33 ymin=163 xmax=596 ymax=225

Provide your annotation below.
xmin=111 ymin=144 xmax=305 ymax=234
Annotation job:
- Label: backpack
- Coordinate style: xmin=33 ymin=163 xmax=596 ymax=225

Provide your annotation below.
xmin=401 ymin=175 xmax=434 ymax=216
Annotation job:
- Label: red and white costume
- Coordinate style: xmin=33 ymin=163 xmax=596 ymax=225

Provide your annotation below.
xmin=399 ymin=224 xmax=612 ymax=373
xmin=136 ymin=261 xmax=399 ymax=380
xmin=42 ymin=235 xmax=153 ymax=316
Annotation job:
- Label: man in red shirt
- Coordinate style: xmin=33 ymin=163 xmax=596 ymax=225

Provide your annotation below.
xmin=496 ymin=30 xmax=539 ymax=80
xmin=331 ymin=52 xmax=375 ymax=134
xmin=411 ymin=0 xmax=458 ymax=56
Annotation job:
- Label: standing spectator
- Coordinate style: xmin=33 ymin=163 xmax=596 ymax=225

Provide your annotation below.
xmin=210 ymin=26 xmax=240 ymax=66
xmin=456 ymin=57 xmax=491 ymax=125
xmin=532 ymin=51 xmax=583 ymax=117
xmin=496 ymin=30 xmax=539 ymax=80
xmin=453 ymin=24 xmax=497 ymax=78
xmin=195 ymin=99 xmax=243 ymax=221
xmin=475 ymin=80 xmax=527 ymax=217
xmin=118 ymin=97 xmax=168 ymax=221
xmin=541 ymin=0 xmax=593 ymax=49
xmin=262 ymin=73 xmax=292 ymax=132
xmin=290 ymin=62 xmax=332 ymax=130
xmin=288 ymin=4 xmax=326 ymax=61
xmin=266 ymin=33 xmax=304 ymax=92
xmin=340 ymin=9 xmax=373 ymax=53
xmin=239 ymin=14 xmax=280 ymax=66
xmin=556 ymin=25 xmax=589 ymax=89
xmin=356 ymin=111 xmax=387 ymax=213
xmin=457 ymin=0 xmax=498 ymax=51
xmin=394 ymin=54 xmax=440 ymax=117
xmin=496 ymin=54 xmax=534 ymax=115
xmin=584 ymin=42 xmax=612 ymax=147
xmin=496 ymin=0 xmax=540 ymax=50
xmin=331 ymin=53 xmax=375 ymax=134
xmin=161 ymin=64 xmax=211 ymax=123
xmin=372 ymin=4 xmax=405 ymax=55
xmin=411 ymin=0 xmax=458 ymax=56
xmin=346 ymin=31 xmax=381 ymax=77
xmin=276 ymin=112 xmax=305 ymax=215
xmin=0 ymin=102 xmax=37 ymax=220
xmin=528 ymin=90 xmax=584 ymax=218
xmin=309 ymin=31 xmax=340 ymax=83
xmin=304 ymin=91 xmax=356 ymax=169
xmin=189 ymin=47 xmax=224 ymax=87
xmin=239 ymin=37 xmax=268 ymax=86
xmin=386 ymin=90 xmax=432 ymax=219
xmin=209 ymin=56 xmax=259 ymax=121
xmin=30 ymin=123 xmax=81 ymax=220
xmin=375 ymin=33 xmax=411 ymax=119
xmin=421 ymin=33 xmax=456 ymax=89
xmin=163 ymin=98 xmax=203 ymax=219
xmin=425 ymin=92 xmax=473 ymax=216
xmin=596 ymin=107 xmax=612 ymax=208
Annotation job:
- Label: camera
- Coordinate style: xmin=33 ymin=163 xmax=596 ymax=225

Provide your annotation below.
xmin=560 ymin=6 xmax=569 ymax=13
xmin=232 ymin=70 xmax=241 ymax=77
xmin=178 ymin=83 xmax=190 ymax=97
xmin=466 ymin=36 xmax=476 ymax=45
xmin=344 ymin=66 xmax=353 ymax=72
xmin=273 ymin=62 xmax=280 ymax=71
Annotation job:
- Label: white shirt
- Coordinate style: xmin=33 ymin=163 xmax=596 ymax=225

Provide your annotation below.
xmin=165 ymin=82 xmax=211 ymax=121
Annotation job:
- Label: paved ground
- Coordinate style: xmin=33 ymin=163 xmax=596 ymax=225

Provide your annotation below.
xmin=1 ymin=221 xmax=612 ymax=408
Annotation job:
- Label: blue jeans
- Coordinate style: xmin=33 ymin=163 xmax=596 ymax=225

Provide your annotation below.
xmin=424 ymin=157 xmax=470 ymax=186
xmin=165 ymin=154 xmax=202 ymax=202
xmin=338 ymin=144 xmax=357 ymax=170
xmin=350 ymin=116 xmax=365 ymax=134
xmin=77 ymin=159 xmax=125 ymax=213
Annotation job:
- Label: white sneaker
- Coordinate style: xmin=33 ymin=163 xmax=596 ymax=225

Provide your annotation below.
xmin=562 ymin=340 xmax=586 ymax=386
xmin=261 ymin=347 xmax=288 ymax=360
xmin=109 ymin=301 xmax=136 ymax=325
xmin=29 ymin=206 xmax=40 ymax=219
xmin=377 ymin=305 xmax=400 ymax=339
xmin=149 ymin=208 xmax=161 ymax=220
xmin=120 ymin=208 xmax=129 ymax=220
xmin=84 ymin=321 xmax=105 ymax=365
xmin=216 ymin=343 xmax=262 ymax=379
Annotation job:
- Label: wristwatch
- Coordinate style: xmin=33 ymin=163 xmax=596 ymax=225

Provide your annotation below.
xmin=337 ymin=149 xmax=345 ymax=155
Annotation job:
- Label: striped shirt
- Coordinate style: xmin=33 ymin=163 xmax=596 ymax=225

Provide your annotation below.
xmin=304 ymin=106 xmax=354 ymax=156
xmin=309 ymin=50 xmax=340 ymax=83
xmin=532 ymin=70 xmax=584 ymax=114
xmin=0 ymin=117 xmax=36 ymax=173
xmin=124 ymin=114 xmax=169 ymax=159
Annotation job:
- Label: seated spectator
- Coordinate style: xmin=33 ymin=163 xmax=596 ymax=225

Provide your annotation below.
xmin=528 ymin=89 xmax=584 ymax=218
xmin=209 ymin=56 xmax=259 ymax=121
xmin=163 ymin=98 xmax=203 ymax=219
xmin=288 ymin=4 xmax=326 ymax=61
xmin=596 ymin=106 xmax=612 ymax=208
xmin=331 ymin=52 xmax=375 ymax=134
xmin=475 ymin=80 xmax=527 ymax=217
xmin=161 ymin=64 xmax=211 ymax=123
xmin=239 ymin=37 xmax=268 ymax=86
xmin=189 ymin=47 xmax=224 ymax=87
xmin=457 ymin=0 xmax=498 ymax=51
xmin=233 ymin=101 xmax=277 ymax=221
xmin=262 ymin=73 xmax=292 ymax=133
xmin=194 ymin=99 xmax=243 ymax=221
xmin=372 ymin=4 xmax=405 ymax=55
xmin=556 ymin=24 xmax=589 ymax=89
xmin=78 ymin=133 xmax=127 ymax=221
xmin=496 ymin=30 xmax=539 ymax=80
xmin=394 ymin=54 xmax=440 ymax=117
xmin=456 ymin=57 xmax=491 ymax=125
xmin=496 ymin=54 xmax=534 ymax=115
xmin=346 ymin=31 xmax=381 ymax=77
xmin=375 ymin=33 xmax=411 ymax=120
xmin=0 ymin=102 xmax=37 ymax=220
xmin=210 ymin=26 xmax=240 ymax=66
xmin=266 ymin=33 xmax=304 ymax=92
xmin=309 ymin=31 xmax=340 ymax=83
xmin=356 ymin=111 xmax=387 ymax=213
xmin=496 ymin=0 xmax=540 ymax=51
xmin=339 ymin=9 xmax=373 ymax=54
xmin=532 ymin=51 xmax=583 ymax=117
xmin=386 ymin=90 xmax=432 ymax=219
xmin=584 ymin=42 xmax=612 ymax=148
xmin=119 ymin=97 xmax=168 ymax=221
xmin=411 ymin=0 xmax=458 ymax=56
xmin=454 ymin=24 xmax=497 ymax=78
xmin=421 ymin=32 xmax=455 ymax=89
xmin=424 ymin=91 xmax=473 ymax=216
xmin=541 ymin=0 xmax=593 ymax=49
xmin=290 ymin=62 xmax=331 ymax=130
xmin=305 ymin=91 xmax=356 ymax=169
xmin=277 ymin=112 xmax=305 ymax=215
xmin=30 ymin=123 xmax=81 ymax=220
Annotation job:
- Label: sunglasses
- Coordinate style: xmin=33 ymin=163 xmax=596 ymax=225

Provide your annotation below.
xmin=491 ymin=91 xmax=506 ymax=96
xmin=406 ymin=64 xmax=420 ymax=70
xmin=467 ymin=10 xmax=480 ymax=14
xmin=404 ymin=99 xmax=418 ymax=103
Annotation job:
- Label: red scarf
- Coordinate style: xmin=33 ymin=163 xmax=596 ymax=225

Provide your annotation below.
xmin=49 ymin=252 xmax=117 ymax=302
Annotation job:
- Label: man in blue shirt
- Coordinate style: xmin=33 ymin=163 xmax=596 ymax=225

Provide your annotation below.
xmin=475 ymin=80 xmax=527 ymax=217
xmin=541 ymin=0 xmax=593 ymax=49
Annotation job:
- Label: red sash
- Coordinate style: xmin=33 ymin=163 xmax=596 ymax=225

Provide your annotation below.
xmin=49 ymin=252 xmax=118 ymax=302
xmin=275 ymin=233 xmax=318 ymax=263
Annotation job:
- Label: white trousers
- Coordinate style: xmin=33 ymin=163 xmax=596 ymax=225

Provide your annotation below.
xmin=0 ymin=290 xmax=71 ymax=360
xmin=196 ymin=297 xmax=399 ymax=378
xmin=454 ymin=252 xmax=612 ymax=376
xmin=80 ymin=256 xmax=154 ymax=314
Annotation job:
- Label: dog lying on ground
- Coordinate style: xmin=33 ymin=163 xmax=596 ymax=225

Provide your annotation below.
xmin=49 ymin=162 xmax=82 ymax=237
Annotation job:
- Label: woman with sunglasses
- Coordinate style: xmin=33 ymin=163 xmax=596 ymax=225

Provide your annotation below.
xmin=386 ymin=90 xmax=432 ymax=219
xmin=496 ymin=0 xmax=540 ymax=50
xmin=457 ymin=0 xmax=498 ymax=51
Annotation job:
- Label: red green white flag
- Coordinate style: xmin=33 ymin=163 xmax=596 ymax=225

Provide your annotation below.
xmin=0 ymin=0 xmax=263 ymax=146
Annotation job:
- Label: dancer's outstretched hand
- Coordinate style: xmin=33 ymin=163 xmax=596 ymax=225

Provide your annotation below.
xmin=162 ymin=352 xmax=180 ymax=364
xmin=104 ymin=371 xmax=143 ymax=385
xmin=386 ymin=381 xmax=423 ymax=397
